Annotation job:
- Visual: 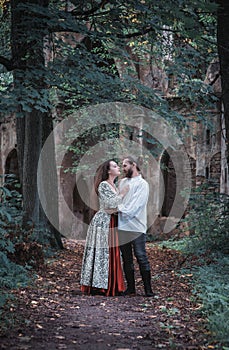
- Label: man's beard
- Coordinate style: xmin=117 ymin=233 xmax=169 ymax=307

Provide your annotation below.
xmin=125 ymin=168 xmax=133 ymax=178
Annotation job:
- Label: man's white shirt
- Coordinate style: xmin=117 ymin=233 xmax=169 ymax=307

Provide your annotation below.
xmin=118 ymin=175 xmax=149 ymax=233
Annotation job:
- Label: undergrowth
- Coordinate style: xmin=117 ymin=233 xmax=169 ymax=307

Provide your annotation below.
xmin=0 ymin=175 xmax=61 ymax=332
xmin=0 ymin=176 xmax=30 ymax=330
xmin=160 ymin=186 xmax=229 ymax=347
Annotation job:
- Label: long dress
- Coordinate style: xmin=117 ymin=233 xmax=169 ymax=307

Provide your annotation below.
xmin=80 ymin=181 xmax=125 ymax=296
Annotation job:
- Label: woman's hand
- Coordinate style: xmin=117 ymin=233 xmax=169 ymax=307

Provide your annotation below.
xmin=120 ymin=185 xmax=129 ymax=198
xmin=105 ymin=208 xmax=118 ymax=214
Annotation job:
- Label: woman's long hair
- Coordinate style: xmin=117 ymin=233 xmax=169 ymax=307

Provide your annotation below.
xmin=89 ymin=159 xmax=113 ymax=215
xmin=94 ymin=159 xmax=113 ymax=195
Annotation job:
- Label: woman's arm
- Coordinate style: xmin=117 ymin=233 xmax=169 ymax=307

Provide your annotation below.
xmin=99 ymin=182 xmax=129 ymax=211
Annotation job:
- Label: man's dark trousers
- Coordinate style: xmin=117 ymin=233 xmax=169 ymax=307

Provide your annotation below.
xmin=118 ymin=231 xmax=153 ymax=296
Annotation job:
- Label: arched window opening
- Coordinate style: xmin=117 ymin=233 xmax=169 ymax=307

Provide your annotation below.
xmin=5 ymin=148 xmax=20 ymax=192
xmin=160 ymin=150 xmax=176 ymax=217
xmin=206 ymin=129 xmax=211 ymax=145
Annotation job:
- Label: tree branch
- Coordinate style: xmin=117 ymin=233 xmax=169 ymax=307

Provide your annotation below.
xmin=209 ymin=73 xmax=220 ymax=86
xmin=0 ymin=56 xmax=28 ymax=71
xmin=116 ymin=26 xmax=154 ymax=39
xmin=71 ymin=0 xmax=109 ymax=17
xmin=0 ymin=56 xmax=14 ymax=71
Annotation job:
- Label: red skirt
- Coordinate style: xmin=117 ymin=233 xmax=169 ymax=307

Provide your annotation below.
xmin=81 ymin=214 xmax=125 ymax=296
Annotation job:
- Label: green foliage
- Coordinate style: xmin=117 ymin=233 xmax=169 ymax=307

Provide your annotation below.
xmin=159 ymin=184 xmax=229 ymax=346
xmin=28 ymin=224 xmax=58 ymax=258
xmin=0 ymin=251 xmax=29 ymax=289
xmin=188 ymin=187 xmax=229 ymax=345
xmin=0 ymin=175 xmax=30 ymax=328
xmin=192 ymin=256 xmax=229 ymax=345
xmin=0 ymin=175 xmax=22 ymax=225
xmin=0 ymin=177 xmax=29 ymax=312
xmin=3 ymin=180 xmax=59 ymax=259
xmin=0 ymin=72 xmax=12 ymax=91
xmin=160 ymin=236 xmax=229 ymax=346
xmin=0 ymin=0 xmax=218 ymax=124
xmin=183 ymin=185 xmax=229 ymax=254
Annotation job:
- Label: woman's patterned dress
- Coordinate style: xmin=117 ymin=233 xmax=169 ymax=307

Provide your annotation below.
xmin=80 ymin=181 xmax=124 ymax=292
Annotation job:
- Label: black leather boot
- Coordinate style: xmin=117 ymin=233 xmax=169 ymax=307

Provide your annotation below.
xmin=141 ymin=270 xmax=154 ymax=297
xmin=123 ymin=269 xmax=136 ymax=296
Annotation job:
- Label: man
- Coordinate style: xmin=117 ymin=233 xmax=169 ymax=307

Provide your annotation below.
xmin=118 ymin=156 xmax=154 ymax=297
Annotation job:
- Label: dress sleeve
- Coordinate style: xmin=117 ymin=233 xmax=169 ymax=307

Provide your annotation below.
xmin=98 ymin=182 xmax=122 ymax=209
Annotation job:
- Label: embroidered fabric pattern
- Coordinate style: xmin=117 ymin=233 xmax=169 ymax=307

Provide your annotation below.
xmin=80 ymin=182 xmax=122 ymax=289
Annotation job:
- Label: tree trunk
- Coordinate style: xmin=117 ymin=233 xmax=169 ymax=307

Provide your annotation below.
xmin=217 ymin=0 xmax=229 ymax=167
xmin=11 ymin=0 xmax=63 ymax=248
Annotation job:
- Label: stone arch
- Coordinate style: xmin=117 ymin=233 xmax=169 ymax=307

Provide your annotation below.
xmin=4 ymin=148 xmax=20 ymax=191
xmin=5 ymin=148 xmax=18 ymax=175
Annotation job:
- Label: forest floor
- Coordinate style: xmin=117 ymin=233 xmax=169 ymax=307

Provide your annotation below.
xmin=0 ymin=239 xmax=218 ymax=350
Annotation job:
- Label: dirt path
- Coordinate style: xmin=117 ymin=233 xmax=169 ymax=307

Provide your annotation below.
xmin=0 ymin=240 xmax=212 ymax=349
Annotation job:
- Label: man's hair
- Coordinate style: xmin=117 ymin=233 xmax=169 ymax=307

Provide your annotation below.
xmin=124 ymin=156 xmax=146 ymax=179
xmin=124 ymin=156 xmax=141 ymax=172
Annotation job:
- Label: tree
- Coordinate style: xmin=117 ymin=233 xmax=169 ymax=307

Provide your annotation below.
xmin=0 ymin=0 xmax=218 ymax=248
xmin=1 ymin=0 xmax=63 ymax=248
xmin=217 ymin=0 xmax=229 ymax=167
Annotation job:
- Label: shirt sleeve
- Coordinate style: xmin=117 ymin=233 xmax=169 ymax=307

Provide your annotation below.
xmin=118 ymin=181 xmax=149 ymax=218
xmin=98 ymin=182 xmax=122 ymax=209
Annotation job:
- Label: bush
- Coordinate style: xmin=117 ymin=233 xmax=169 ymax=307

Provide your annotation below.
xmin=192 ymin=256 xmax=229 ymax=345
xmin=0 ymin=176 xmax=30 ymax=317
xmin=0 ymin=176 xmax=56 ymax=333
xmin=0 ymin=175 xmax=46 ymax=269
xmin=0 ymin=175 xmax=29 ymax=269
xmin=161 ymin=186 xmax=229 ymax=346
xmin=182 ymin=185 xmax=229 ymax=254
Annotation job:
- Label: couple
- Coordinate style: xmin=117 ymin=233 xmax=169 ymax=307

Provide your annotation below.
xmin=80 ymin=156 xmax=153 ymax=297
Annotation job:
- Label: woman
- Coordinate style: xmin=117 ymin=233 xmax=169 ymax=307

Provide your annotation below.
xmin=80 ymin=159 xmax=129 ymax=296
